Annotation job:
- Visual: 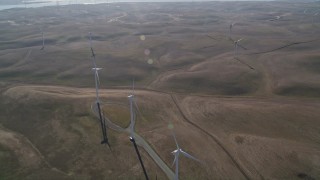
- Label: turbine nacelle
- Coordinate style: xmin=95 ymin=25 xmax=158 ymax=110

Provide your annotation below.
xmin=92 ymin=67 xmax=102 ymax=71
xmin=128 ymin=94 xmax=134 ymax=99
xmin=234 ymin=38 xmax=243 ymax=44
xmin=172 ymin=149 xmax=179 ymax=154
xmin=129 ymin=136 xmax=135 ymax=141
xmin=171 ymin=148 xmax=199 ymax=161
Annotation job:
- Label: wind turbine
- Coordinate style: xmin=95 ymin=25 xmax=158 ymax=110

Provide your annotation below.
xmin=234 ymin=38 xmax=243 ymax=57
xmin=268 ymin=15 xmax=280 ymax=21
xmin=128 ymin=79 xmax=135 ymax=138
xmin=313 ymin=12 xmax=319 ymax=25
xmin=128 ymin=79 xmax=149 ymax=180
xmin=229 ymin=22 xmax=236 ymax=38
xmin=40 ymin=29 xmax=45 ymax=50
xmin=89 ymin=32 xmax=110 ymax=147
xmin=171 ymin=131 xmax=199 ymax=180
xmin=232 ymin=38 xmax=255 ymax=70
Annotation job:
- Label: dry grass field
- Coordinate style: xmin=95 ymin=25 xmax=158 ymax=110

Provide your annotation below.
xmin=0 ymin=1 xmax=320 ymax=179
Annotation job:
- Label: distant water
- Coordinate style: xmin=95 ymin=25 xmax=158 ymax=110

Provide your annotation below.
xmin=0 ymin=0 xmax=274 ymax=11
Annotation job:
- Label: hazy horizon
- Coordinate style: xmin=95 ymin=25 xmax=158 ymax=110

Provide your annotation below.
xmin=0 ymin=0 xmax=277 ymax=6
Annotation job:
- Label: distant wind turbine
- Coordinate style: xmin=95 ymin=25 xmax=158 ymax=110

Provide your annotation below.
xmin=171 ymin=131 xmax=199 ymax=180
xmin=234 ymin=38 xmax=243 ymax=57
xmin=128 ymin=79 xmax=149 ymax=180
xmin=89 ymin=32 xmax=110 ymax=147
xmin=232 ymin=38 xmax=255 ymax=70
xmin=40 ymin=29 xmax=45 ymax=50
xmin=313 ymin=12 xmax=319 ymax=25
xmin=269 ymin=15 xmax=281 ymax=21
xmin=129 ymin=79 xmax=135 ymax=138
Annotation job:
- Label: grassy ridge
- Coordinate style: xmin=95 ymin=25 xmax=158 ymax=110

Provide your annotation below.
xmin=0 ymin=2 xmax=319 ymax=96
xmin=0 ymin=1 xmax=320 ymax=179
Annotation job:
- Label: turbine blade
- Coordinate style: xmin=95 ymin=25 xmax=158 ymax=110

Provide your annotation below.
xmin=133 ymin=101 xmax=140 ymax=114
xmin=228 ymin=37 xmax=235 ymax=43
xmin=237 ymin=38 xmax=243 ymax=42
xmin=238 ymin=44 xmax=248 ymax=50
xmin=91 ymin=47 xmax=95 ymax=58
xmin=129 ymin=97 xmax=135 ymax=138
xmin=172 ymin=154 xmax=177 ymax=167
xmin=234 ymin=57 xmax=255 ymax=70
xmin=91 ymin=102 xmax=97 ymax=115
xmin=94 ymin=71 xmax=99 ymax=103
xmin=206 ymin=35 xmax=217 ymax=40
xmin=181 ymin=150 xmax=200 ymax=162
xmin=89 ymin=32 xmax=93 ymax=47
xmin=88 ymin=32 xmax=97 ymax=59
xmin=236 ymin=44 xmax=238 ymax=55
xmin=172 ymin=131 xmax=179 ymax=149
xmin=95 ymin=87 xmax=99 ymax=102
xmin=130 ymin=115 xmax=135 ymax=137
xmin=132 ymin=78 xmax=135 ymax=95
xmin=96 ymin=70 xmax=100 ymax=85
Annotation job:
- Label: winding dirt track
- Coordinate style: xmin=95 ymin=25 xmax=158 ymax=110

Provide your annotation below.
xmin=246 ymin=39 xmax=320 ymax=55
xmin=170 ymin=94 xmax=252 ymax=180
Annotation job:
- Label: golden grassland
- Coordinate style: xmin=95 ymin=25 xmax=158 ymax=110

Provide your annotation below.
xmin=0 ymin=1 xmax=320 ymax=179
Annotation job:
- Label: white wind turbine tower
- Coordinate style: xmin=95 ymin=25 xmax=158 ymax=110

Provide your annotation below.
xmin=171 ymin=131 xmax=199 ymax=180
xmin=89 ymin=32 xmax=110 ymax=147
xmin=128 ymin=79 xmax=135 ymax=138
xmin=89 ymin=32 xmax=101 ymax=104
xmin=128 ymin=79 xmax=149 ymax=180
